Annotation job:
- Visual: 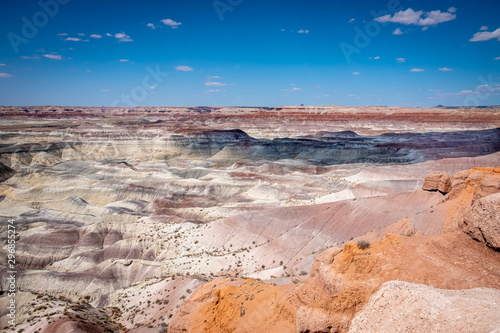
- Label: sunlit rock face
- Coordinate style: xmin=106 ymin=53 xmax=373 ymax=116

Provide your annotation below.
xmin=0 ymin=106 xmax=499 ymax=332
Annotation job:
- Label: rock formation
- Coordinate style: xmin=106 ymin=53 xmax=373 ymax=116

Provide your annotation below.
xmin=422 ymin=171 xmax=452 ymax=193
xmin=461 ymin=192 xmax=500 ymax=251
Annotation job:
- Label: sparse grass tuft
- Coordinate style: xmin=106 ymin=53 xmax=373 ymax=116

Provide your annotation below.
xmin=357 ymin=239 xmax=370 ymax=250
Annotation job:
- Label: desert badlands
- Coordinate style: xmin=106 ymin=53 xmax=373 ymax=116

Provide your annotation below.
xmin=0 ymin=105 xmax=499 ymax=332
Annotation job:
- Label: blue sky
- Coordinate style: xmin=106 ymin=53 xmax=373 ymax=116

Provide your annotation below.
xmin=0 ymin=0 xmax=499 ymax=107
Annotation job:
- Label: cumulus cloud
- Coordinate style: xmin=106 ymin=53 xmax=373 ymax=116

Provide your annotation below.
xmin=161 ymin=19 xmax=182 ymax=29
xmin=0 ymin=63 xmax=5 ymax=66
xmin=208 ymin=75 xmax=222 ymax=79
xmin=176 ymin=65 xmax=193 ymax=71
xmin=205 ymin=81 xmax=227 ymax=86
xmin=65 ymin=37 xmax=82 ymax=41
xmin=396 ymin=58 xmax=406 ymax=62
xmin=469 ymin=28 xmax=500 ymax=42
xmin=418 ymin=10 xmax=456 ymax=26
xmin=298 ymin=29 xmax=310 ymax=34
xmin=495 ymin=56 xmax=500 ymax=60
xmin=349 ymin=18 xmax=355 ymax=23
xmin=90 ymin=34 xmax=102 ymax=38
xmin=439 ymin=67 xmax=453 ymax=71
xmin=43 ymin=54 xmax=63 ymax=60
xmin=106 ymin=33 xmax=112 ymax=37
xmin=375 ymin=8 xmax=423 ymax=25
xmin=374 ymin=8 xmax=456 ymax=26
xmin=119 ymin=59 xmax=129 ymax=62
xmin=480 ymin=26 xmax=489 ymax=31
xmin=147 ymin=23 xmax=156 ymax=29
xmin=0 ymin=73 xmax=13 ymax=78
xmin=352 ymin=72 xmax=360 ymax=75
xmin=393 ymin=28 xmax=403 ymax=35
xmin=410 ymin=68 xmax=424 ymax=72
xmin=58 ymin=33 xmax=68 ymax=36
xmin=115 ymin=32 xmax=133 ymax=42
xmin=448 ymin=7 xmax=457 ymax=13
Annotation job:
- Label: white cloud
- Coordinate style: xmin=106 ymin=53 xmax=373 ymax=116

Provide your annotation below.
xmin=176 ymin=65 xmax=193 ymax=71
xmin=374 ymin=56 xmax=380 ymax=59
xmin=281 ymin=29 xmax=286 ymax=32
xmin=90 ymin=34 xmax=102 ymax=38
xmin=0 ymin=64 xmax=5 ymax=66
xmin=495 ymin=57 xmax=500 ymax=60
xmin=396 ymin=57 xmax=406 ymax=62
xmin=106 ymin=33 xmax=112 ymax=37
xmin=448 ymin=7 xmax=457 ymax=13
xmin=393 ymin=28 xmax=403 ymax=35
xmin=298 ymin=29 xmax=310 ymax=34
xmin=470 ymin=28 xmax=500 ymax=42
xmin=352 ymin=72 xmax=360 ymax=75
xmin=282 ymin=87 xmax=303 ymax=92
xmin=439 ymin=67 xmax=453 ymax=71
xmin=410 ymin=68 xmax=425 ymax=72
xmin=119 ymin=59 xmax=129 ymax=62
xmin=147 ymin=23 xmax=156 ymax=29
xmin=0 ymin=73 xmax=13 ymax=78
xmin=480 ymin=26 xmax=489 ymax=31
xmin=208 ymin=75 xmax=222 ymax=79
xmin=349 ymin=18 xmax=355 ymax=23
xmin=161 ymin=19 xmax=182 ymax=29
xmin=204 ymin=89 xmax=227 ymax=93
xmin=422 ymin=26 xmax=429 ymax=31
xmin=77 ymin=33 xmax=85 ymax=37
xmin=43 ymin=54 xmax=63 ymax=60
xmin=205 ymin=81 xmax=227 ymax=86
xmin=374 ymin=8 xmax=456 ymax=26
xmin=20 ymin=55 xmax=40 ymax=60
xmin=101 ymin=89 xmax=111 ymax=92
xmin=418 ymin=10 xmax=456 ymax=26
xmin=115 ymin=32 xmax=133 ymax=42
xmin=58 ymin=33 xmax=68 ymax=36
xmin=375 ymin=8 xmax=423 ymax=25
xmin=65 ymin=37 xmax=82 ymax=41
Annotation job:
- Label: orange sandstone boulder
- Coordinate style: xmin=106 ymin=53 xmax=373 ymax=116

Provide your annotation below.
xmin=422 ymin=171 xmax=452 ymax=194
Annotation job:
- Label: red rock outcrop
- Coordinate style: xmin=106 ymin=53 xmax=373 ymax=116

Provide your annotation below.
xmin=422 ymin=171 xmax=452 ymax=193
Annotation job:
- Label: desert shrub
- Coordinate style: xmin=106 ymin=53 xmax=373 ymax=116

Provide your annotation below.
xmin=357 ymin=239 xmax=370 ymax=249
